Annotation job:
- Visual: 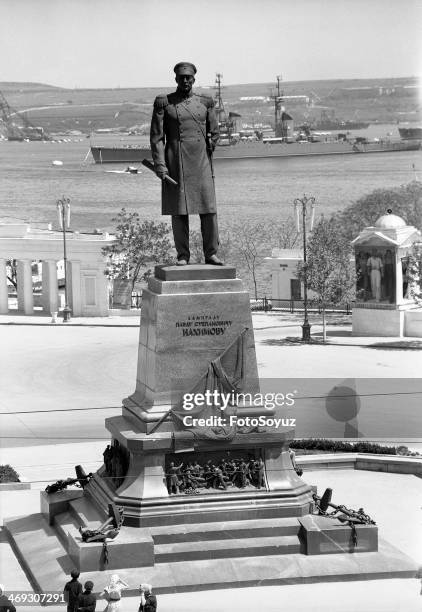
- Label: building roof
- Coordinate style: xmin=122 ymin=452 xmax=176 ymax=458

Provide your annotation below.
xmin=374 ymin=212 xmax=407 ymax=229
xmin=352 ymin=211 xmax=421 ymax=249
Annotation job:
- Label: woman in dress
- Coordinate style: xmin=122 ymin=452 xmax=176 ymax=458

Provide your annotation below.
xmin=100 ymin=574 xmax=129 ymax=612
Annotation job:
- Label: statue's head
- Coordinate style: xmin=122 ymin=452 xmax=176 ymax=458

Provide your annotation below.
xmin=174 ymin=62 xmax=197 ymax=94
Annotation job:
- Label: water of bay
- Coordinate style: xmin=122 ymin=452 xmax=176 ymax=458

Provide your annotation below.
xmin=0 ymin=132 xmax=420 ymax=233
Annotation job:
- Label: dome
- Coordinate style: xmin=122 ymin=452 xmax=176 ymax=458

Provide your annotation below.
xmin=374 ymin=210 xmax=407 ymax=229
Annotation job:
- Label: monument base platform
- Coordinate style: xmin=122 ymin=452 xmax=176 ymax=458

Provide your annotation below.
xmin=5 ymin=509 xmax=417 ymax=595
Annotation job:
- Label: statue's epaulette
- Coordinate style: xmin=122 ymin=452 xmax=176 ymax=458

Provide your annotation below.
xmin=195 ymin=93 xmax=215 ymax=108
xmin=153 ymin=95 xmax=168 ymax=109
xmin=167 ymin=92 xmax=180 ymax=104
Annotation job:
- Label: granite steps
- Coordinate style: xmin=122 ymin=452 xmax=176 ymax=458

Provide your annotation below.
xmin=4 ymin=513 xmax=417 ymax=595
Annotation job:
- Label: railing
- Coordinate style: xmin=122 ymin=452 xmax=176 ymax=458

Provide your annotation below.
xmin=251 ymin=297 xmax=352 ymax=314
xmin=129 ymin=292 xmax=352 ymax=314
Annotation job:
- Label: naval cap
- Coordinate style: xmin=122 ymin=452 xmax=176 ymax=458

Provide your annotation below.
xmin=174 ymin=62 xmax=197 ymax=76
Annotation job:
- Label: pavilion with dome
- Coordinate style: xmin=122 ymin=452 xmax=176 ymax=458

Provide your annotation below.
xmin=351 ymin=210 xmax=422 ymax=336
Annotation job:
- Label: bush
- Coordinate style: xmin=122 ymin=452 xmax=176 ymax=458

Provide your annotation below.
xmin=0 ymin=464 xmax=20 ymax=483
xmin=289 ymin=439 xmax=409 ymax=455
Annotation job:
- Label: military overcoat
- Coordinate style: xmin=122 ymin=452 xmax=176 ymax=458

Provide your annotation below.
xmin=150 ymin=91 xmax=219 ymax=215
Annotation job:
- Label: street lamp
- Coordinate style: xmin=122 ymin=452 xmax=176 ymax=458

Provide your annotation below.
xmin=294 ymin=195 xmax=316 ymax=342
xmin=56 ymin=196 xmax=71 ymax=322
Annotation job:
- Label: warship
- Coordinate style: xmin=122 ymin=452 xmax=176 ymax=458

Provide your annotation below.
xmin=90 ymin=77 xmax=420 ymax=163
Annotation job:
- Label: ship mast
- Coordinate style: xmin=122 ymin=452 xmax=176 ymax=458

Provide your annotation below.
xmin=214 ymin=73 xmax=226 ymax=124
xmin=273 ymin=75 xmax=284 ymax=137
xmin=275 ymin=75 xmax=282 ymax=129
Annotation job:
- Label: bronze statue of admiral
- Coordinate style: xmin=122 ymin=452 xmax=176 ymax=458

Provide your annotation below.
xmin=150 ymin=62 xmax=223 ymax=265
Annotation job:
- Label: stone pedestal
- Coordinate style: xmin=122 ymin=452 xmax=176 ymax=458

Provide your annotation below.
xmin=124 ymin=264 xmax=259 ymax=418
xmin=352 ymin=304 xmax=406 ymax=336
xmin=85 ymin=265 xmax=313 ymax=526
xmin=299 ymin=515 xmax=378 ymax=555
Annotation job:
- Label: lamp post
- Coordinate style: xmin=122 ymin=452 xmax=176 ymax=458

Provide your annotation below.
xmin=294 ymin=195 xmax=316 ymax=342
xmin=56 ymin=196 xmax=71 ymax=322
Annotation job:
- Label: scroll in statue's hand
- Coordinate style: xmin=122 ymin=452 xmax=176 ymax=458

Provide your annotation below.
xmin=156 ymin=169 xmax=168 ymax=180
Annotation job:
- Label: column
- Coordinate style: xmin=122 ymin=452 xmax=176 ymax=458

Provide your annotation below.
xmin=16 ymin=259 xmax=34 ymax=315
xmin=96 ymin=265 xmax=110 ymax=316
xmin=68 ymin=260 xmax=81 ymax=316
xmin=0 ymin=259 xmax=9 ymax=314
xmin=395 ymin=250 xmax=404 ymax=304
xmin=42 ymin=260 xmax=58 ymax=315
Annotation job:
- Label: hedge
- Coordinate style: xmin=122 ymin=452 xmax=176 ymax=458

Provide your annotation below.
xmin=0 ymin=465 xmax=21 ymax=483
xmin=289 ymin=439 xmax=415 ymax=455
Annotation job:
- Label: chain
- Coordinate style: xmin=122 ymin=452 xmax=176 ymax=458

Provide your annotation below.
xmin=312 ymin=493 xmax=376 ymax=525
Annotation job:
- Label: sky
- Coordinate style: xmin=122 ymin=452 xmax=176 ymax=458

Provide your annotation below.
xmin=0 ymin=0 xmax=421 ymax=89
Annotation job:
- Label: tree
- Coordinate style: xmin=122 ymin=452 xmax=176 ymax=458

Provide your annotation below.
xmin=273 ymin=215 xmax=300 ymax=249
xmin=332 ymin=180 xmax=422 ymax=241
xmin=185 ymin=216 xmax=299 ymax=298
xmin=408 ymin=241 xmax=422 ymax=304
xmin=201 ymin=217 xmax=298 ymax=299
xmin=297 ymin=217 xmax=356 ymax=343
xmin=102 ymin=208 xmax=173 ymax=291
xmin=227 ymin=220 xmax=275 ymax=299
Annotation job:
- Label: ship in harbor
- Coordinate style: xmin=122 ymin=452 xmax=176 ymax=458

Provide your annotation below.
xmin=89 ymin=77 xmax=421 ymax=164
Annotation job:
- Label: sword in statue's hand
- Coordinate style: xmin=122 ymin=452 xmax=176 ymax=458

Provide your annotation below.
xmin=141 ymin=159 xmax=178 ymax=186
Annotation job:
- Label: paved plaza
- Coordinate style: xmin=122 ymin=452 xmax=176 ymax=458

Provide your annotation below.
xmin=0 ymin=311 xmax=421 ymax=611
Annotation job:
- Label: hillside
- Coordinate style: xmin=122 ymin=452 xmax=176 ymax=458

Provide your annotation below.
xmin=0 ymin=82 xmax=65 ymax=92
xmin=0 ymin=76 xmax=420 ymax=134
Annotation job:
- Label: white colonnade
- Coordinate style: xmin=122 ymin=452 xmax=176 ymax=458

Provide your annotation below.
xmin=0 ymin=220 xmax=114 ymax=317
